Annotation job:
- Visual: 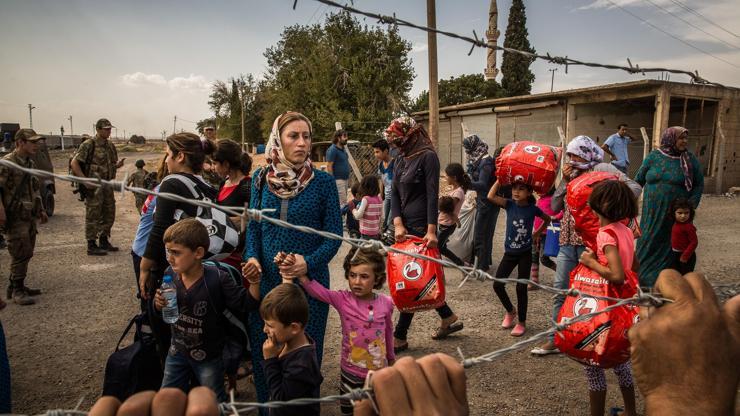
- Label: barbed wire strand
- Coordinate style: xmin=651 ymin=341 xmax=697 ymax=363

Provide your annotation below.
xmin=303 ymin=0 xmax=724 ymax=87
xmin=0 ymin=159 xmax=666 ymax=415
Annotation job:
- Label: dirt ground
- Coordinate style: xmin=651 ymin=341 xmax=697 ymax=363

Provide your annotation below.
xmin=2 ymin=148 xmax=739 ymax=415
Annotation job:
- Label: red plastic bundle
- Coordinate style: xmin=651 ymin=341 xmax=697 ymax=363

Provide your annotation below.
xmin=566 ymin=171 xmax=641 ymax=249
xmin=387 ymin=236 xmax=446 ymax=313
xmin=566 ymin=171 xmax=619 ymax=250
xmin=555 ymin=263 xmax=640 ymax=368
xmin=495 ymin=141 xmax=562 ymax=194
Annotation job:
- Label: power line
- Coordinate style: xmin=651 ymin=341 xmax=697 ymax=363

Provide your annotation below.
xmin=643 ymin=0 xmax=740 ymax=51
xmin=301 ymin=0 xmax=724 ymax=86
xmin=603 ymin=0 xmax=740 ymax=70
xmin=668 ymin=0 xmax=739 ymax=39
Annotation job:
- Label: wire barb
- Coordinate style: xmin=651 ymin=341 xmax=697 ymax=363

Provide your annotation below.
xmin=308 ymin=0 xmax=724 ymax=87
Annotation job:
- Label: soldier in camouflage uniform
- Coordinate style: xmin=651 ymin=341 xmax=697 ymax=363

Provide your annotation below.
xmin=70 ymin=118 xmax=125 ymax=256
xmin=125 ymin=159 xmax=149 ymax=212
xmin=0 ymin=129 xmax=48 ymax=305
xmin=201 ymin=125 xmax=223 ymax=187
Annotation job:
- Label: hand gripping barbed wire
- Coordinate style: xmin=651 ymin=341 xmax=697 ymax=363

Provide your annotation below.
xmin=1 ymin=159 xmax=669 ymax=415
xmin=299 ymin=0 xmax=723 ymax=87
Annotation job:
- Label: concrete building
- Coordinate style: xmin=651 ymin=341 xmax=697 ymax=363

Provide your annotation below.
xmin=414 ymin=80 xmax=740 ymax=193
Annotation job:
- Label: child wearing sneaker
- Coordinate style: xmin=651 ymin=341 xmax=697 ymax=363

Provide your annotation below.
xmin=487 ymin=180 xmax=550 ymax=336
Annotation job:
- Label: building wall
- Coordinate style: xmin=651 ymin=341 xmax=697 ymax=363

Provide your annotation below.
xmin=569 ymin=98 xmax=655 ymax=177
xmin=421 ymin=81 xmax=740 ymax=192
xmin=497 ymin=104 xmax=564 ymax=148
xmin=716 ymin=97 xmax=740 ymax=192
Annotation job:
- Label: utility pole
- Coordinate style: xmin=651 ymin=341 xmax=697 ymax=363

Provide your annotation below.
xmin=67 ymin=115 xmax=73 ymax=135
xmin=549 ymin=68 xmax=558 ymax=93
xmin=426 ymin=0 xmax=439 ymax=148
xmin=28 ymin=104 xmax=36 ymax=129
xmin=173 ymin=115 xmax=177 ymax=135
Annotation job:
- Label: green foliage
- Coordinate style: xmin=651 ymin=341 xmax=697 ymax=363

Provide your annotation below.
xmin=203 ymin=74 xmax=265 ymax=144
xmin=260 ymin=11 xmax=414 ymax=141
xmin=500 ymin=0 xmax=536 ymax=97
xmin=410 ymin=73 xmax=503 ymax=112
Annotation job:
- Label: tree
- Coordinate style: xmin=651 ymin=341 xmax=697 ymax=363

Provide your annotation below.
xmin=261 ymin=11 xmax=414 ymax=141
xmin=410 ymin=73 xmax=503 ymax=112
xmin=500 ymin=0 xmax=536 ymax=97
xmin=205 ymin=74 xmax=265 ymax=143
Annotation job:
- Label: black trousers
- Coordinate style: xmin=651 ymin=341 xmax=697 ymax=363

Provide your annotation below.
xmin=669 ymin=251 xmax=696 ymax=275
xmin=438 ymin=224 xmax=464 ymax=266
xmin=473 ymin=201 xmax=500 ymax=271
xmin=493 ymin=249 xmax=532 ymax=323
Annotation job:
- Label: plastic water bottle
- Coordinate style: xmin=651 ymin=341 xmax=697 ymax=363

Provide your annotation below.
xmin=161 ymin=275 xmax=179 ymax=324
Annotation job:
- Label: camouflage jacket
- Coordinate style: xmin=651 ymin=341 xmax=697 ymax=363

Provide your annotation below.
xmin=0 ymin=150 xmax=43 ymax=222
xmin=74 ymin=136 xmax=118 ymax=180
xmin=126 ymin=168 xmax=149 ymax=188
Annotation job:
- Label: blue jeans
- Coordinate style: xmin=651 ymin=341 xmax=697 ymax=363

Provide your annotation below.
xmin=550 ymin=244 xmax=585 ymax=341
xmin=161 ymin=349 xmax=227 ymax=402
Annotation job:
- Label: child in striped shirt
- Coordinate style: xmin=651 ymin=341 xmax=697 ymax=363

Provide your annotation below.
xmin=353 ymin=175 xmax=384 ymax=240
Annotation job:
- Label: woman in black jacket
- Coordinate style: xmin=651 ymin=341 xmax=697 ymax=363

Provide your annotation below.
xmin=138 ymin=133 xmax=217 ymax=298
xmin=386 ymin=117 xmax=463 ymax=352
xmin=463 ymin=135 xmax=499 ymax=273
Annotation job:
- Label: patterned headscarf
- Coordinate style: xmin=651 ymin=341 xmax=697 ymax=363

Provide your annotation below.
xmin=263 ymin=112 xmax=315 ymax=199
xmin=659 ymin=126 xmax=693 ymax=191
xmin=462 ymin=134 xmax=490 ymax=174
xmin=566 ymin=135 xmax=604 ymax=171
xmin=384 ymin=116 xmax=435 ymax=159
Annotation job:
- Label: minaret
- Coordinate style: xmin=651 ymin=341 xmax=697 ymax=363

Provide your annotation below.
xmin=484 ymin=0 xmax=500 ymax=80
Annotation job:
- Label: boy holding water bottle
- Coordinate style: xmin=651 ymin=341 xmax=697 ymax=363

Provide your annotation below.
xmin=154 ymin=218 xmax=261 ymax=401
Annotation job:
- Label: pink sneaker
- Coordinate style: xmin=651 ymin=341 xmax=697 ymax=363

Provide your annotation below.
xmin=511 ymin=323 xmax=526 ymax=337
xmin=501 ymin=310 xmax=517 ymax=329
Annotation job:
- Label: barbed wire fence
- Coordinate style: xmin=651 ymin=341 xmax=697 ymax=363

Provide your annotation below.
xmin=300 ymin=0 xmax=724 ymax=88
xmin=0 ymin=159 xmax=670 ymax=415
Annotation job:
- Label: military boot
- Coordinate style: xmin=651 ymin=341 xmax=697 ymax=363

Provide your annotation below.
xmin=22 ymin=285 xmax=41 ymax=296
xmin=11 ymin=281 xmax=34 ymax=305
xmin=88 ymin=240 xmax=108 ymax=256
xmin=99 ymin=236 xmax=119 ymax=252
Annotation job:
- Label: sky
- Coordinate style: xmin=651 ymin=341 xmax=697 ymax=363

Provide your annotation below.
xmin=1 ymin=0 xmax=738 ymax=139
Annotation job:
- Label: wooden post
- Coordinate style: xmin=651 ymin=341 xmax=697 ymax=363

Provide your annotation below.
xmin=427 ymin=0 xmax=439 ymax=149
xmin=556 ymin=126 xmax=567 ymax=184
xmin=652 ymin=88 xmax=670 ymax=149
xmin=640 ymin=127 xmax=650 ymax=159
xmin=345 ymin=146 xmax=363 ymax=182
xmin=714 ymin=105 xmax=727 ymax=194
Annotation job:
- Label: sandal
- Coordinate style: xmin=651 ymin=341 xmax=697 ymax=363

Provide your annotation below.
xmin=530 ymin=346 xmax=561 ymax=356
xmin=432 ymin=321 xmax=464 ymax=340
xmin=394 ymin=340 xmax=409 ymax=353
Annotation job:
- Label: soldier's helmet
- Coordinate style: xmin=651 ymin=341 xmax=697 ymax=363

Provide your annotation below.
xmin=135 ymin=159 xmax=145 ymax=169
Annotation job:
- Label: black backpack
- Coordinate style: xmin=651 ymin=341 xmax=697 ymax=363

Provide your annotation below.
xmin=102 ymin=313 xmax=163 ymax=400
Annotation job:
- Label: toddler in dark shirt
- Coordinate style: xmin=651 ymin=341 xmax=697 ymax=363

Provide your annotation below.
xmin=260 ymin=283 xmax=323 ymax=416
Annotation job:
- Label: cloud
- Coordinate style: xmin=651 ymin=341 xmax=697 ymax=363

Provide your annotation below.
xmin=411 ymin=43 xmax=428 ymax=53
xmin=121 ymin=72 xmax=211 ymax=90
xmin=168 ymin=74 xmax=211 ymax=90
xmin=122 ymin=72 xmax=167 ymax=87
